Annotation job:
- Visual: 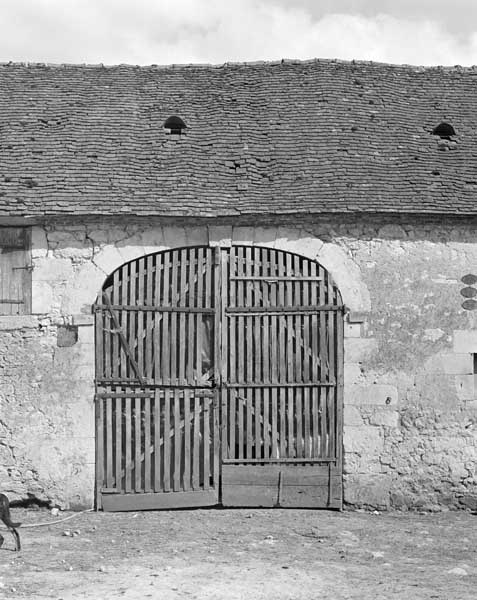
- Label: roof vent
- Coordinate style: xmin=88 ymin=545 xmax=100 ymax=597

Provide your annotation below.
xmin=432 ymin=122 xmax=455 ymax=139
xmin=164 ymin=116 xmax=186 ymax=135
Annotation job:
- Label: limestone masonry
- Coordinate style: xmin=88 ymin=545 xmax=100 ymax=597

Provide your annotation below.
xmin=0 ymin=59 xmax=476 ymax=510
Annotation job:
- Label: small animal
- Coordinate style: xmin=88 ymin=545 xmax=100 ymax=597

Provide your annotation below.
xmin=0 ymin=493 xmax=21 ymax=551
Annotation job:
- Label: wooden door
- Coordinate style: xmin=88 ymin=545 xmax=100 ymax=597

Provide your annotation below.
xmin=95 ymin=247 xmax=220 ymax=511
xmin=95 ymin=245 xmax=343 ymax=511
xmin=220 ymin=246 xmax=344 ymax=508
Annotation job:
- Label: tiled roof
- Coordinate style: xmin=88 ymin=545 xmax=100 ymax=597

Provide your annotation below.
xmin=1 ymin=59 xmax=477 ymax=217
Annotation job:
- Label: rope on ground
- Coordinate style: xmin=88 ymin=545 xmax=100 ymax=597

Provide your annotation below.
xmin=1 ymin=508 xmax=94 ymax=529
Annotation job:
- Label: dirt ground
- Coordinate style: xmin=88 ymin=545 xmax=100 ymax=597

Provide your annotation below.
xmin=0 ymin=507 xmax=476 ymax=600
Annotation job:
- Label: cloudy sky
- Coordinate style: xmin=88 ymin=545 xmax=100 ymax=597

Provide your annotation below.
xmin=1 ymin=0 xmax=477 ymax=66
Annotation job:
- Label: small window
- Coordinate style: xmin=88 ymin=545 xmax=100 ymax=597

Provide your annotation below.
xmin=164 ymin=116 xmax=186 ymax=135
xmin=0 ymin=227 xmax=31 ymax=314
xmin=432 ymin=122 xmax=456 ymax=139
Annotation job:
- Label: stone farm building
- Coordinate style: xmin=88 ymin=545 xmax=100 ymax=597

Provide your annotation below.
xmin=0 ymin=59 xmax=476 ymax=512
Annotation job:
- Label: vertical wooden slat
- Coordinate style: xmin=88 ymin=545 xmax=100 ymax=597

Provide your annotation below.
xmin=154 ymin=390 xmax=161 ymax=492
xmin=112 ymin=269 xmax=121 ymax=379
xmin=229 ymin=390 xmax=236 ymax=460
xmin=128 ymin=263 xmax=137 ymax=380
xmin=144 ymin=395 xmax=151 ymax=493
xmin=336 ymin=307 xmax=344 ymax=465
xmin=145 ymin=255 xmax=154 ymax=380
xmin=304 ymin=387 xmax=311 ymax=458
xmin=237 ymin=247 xmax=245 ymax=386
xmin=263 ymin=387 xmax=269 ymax=459
xmin=134 ymin=396 xmax=141 ymax=492
xmin=183 ymin=390 xmax=191 ymax=491
xmin=137 ymin=257 xmax=145 ymax=378
xmin=245 ymin=247 xmax=253 ymax=384
xmin=203 ymin=397 xmax=210 ymax=490
xmin=162 ymin=252 xmax=171 ymax=384
xmin=254 ymin=388 xmax=261 ymax=460
xmin=178 ymin=249 xmax=187 ymax=384
xmin=287 ymin=388 xmax=294 ymax=458
xmin=170 ymin=251 xmax=178 ymax=384
xmin=192 ymin=394 xmax=200 ymax=489
xmin=115 ymin=396 xmax=122 ymax=491
xmin=196 ymin=248 xmax=204 ymax=382
xmin=154 ymin=254 xmax=162 ymax=382
xmin=105 ymin=396 xmax=113 ymax=488
xmin=238 ymin=390 xmax=244 ymax=459
xmin=95 ymin=396 xmax=104 ymax=508
xmin=95 ymin=307 xmax=103 ymax=381
xmin=229 ymin=247 xmax=236 ymax=384
xmin=163 ymin=390 xmax=171 ymax=492
xmin=124 ymin=393 xmax=132 ymax=493
xmin=320 ymin=387 xmax=328 ymax=458
xmin=246 ymin=388 xmax=253 ymax=458
xmin=187 ymin=248 xmax=196 ymax=383
xmin=279 ymin=387 xmax=286 ymax=459
xmin=173 ymin=389 xmax=181 ymax=491
xmin=253 ymin=247 xmax=262 ymax=383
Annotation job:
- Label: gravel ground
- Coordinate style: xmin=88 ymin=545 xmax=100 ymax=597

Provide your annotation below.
xmin=0 ymin=507 xmax=476 ymax=599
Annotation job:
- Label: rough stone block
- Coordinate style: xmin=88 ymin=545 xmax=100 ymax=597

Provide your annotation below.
xmin=368 ymin=409 xmax=400 ymax=428
xmin=163 ymin=226 xmax=187 ymax=249
xmin=208 ymin=226 xmax=232 ymax=247
xmin=345 ymin=323 xmax=361 ymax=338
xmin=346 ymin=384 xmax=398 ymax=406
xmin=33 ymin=257 xmax=74 ymax=282
xmin=93 ymin=245 xmax=124 ymax=275
xmin=343 ymin=425 xmax=384 ymax=455
xmin=344 ymin=363 xmax=363 ymax=384
xmin=0 ymin=315 xmax=39 ymax=330
xmin=344 ymin=474 xmax=392 ymax=508
xmin=72 ymin=314 xmax=94 ymax=326
xmin=185 ymin=227 xmax=208 ymax=247
xmin=426 ymin=353 xmax=473 ymax=375
xmin=343 ymin=405 xmax=364 ymax=426
xmin=31 ymin=280 xmax=56 ymax=314
xmin=347 ymin=311 xmax=367 ymax=324
xmin=344 ymin=338 xmax=378 ymax=362
xmin=455 ymin=375 xmax=475 ymax=400
xmin=453 ymin=330 xmax=477 ymax=353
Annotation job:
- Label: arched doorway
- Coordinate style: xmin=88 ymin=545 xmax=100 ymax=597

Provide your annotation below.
xmin=95 ymin=245 xmax=344 ymax=511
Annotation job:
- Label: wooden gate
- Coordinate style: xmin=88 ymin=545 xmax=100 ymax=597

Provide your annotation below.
xmin=95 ymin=245 xmax=343 ymax=511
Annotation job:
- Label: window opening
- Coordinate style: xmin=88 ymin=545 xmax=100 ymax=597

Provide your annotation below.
xmin=432 ymin=122 xmax=455 ymax=139
xmin=164 ymin=115 xmax=186 ymax=135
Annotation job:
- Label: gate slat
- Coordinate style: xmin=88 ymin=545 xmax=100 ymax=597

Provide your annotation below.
xmin=163 ymin=391 xmax=171 ymax=492
xmin=162 ymin=253 xmax=171 ymax=384
xmin=228 ymin=389 xmax=235 ymax=461
xmin=170 ymin=251 xmax=178 ymax=384
xmin=196 ymin=248 xmax=204 ymax=384
xmin=263 ymin=387 xmax=269 ymax=459
xmin=184 ymin=390 xmax=191 ymax=491
xmin=246 ymin=388 xmax=253 ymax=459
xmin=192 ymin=394 xmax=200 ymax=490
xmin=125 ymin=393 xmax=132 ymax=492
xmin=179 ymin=249 xmax=187 ymax=385
xmin=134 ymin=396 xmax=142 ymax=492
xmin=106 ymin=396 xmax=113 ymax=488
xmin=144 ymin=395 xmax=151 ymax=493
xmin=173 ymin=389 xmax=181 ymax=491
xmin=145 ymin=255 xmax=154 ymax=380
xmin=115 ymin=396 xmax=122 ymax=490
xmin=137 ymin=257 xmax=145 ymax=378
xmin=128 ymin=263 xmax=137 ymax=381
xmin=254 ymin=388 xmax=261 ymax=460
xmin=203 ymin=397 xmax=210 ymax=490
xmin=95 ymin=396 xmax=104 ymax=507
xmin=253 ymin=247 xmax=262 ymax=383
xmin=154 ymin=390 xmax=161 ymax=492
xmin=187 ymin=249 xmax=196 ymax=383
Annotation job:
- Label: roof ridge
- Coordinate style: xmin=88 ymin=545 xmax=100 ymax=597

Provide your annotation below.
xmin=0 ymin=57 xmax=475 ymax=72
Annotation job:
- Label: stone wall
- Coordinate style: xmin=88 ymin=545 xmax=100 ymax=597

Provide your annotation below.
xmin=1 ymin=218 xmax=476 ymax=510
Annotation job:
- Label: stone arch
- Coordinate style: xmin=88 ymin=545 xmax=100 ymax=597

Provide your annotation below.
xmin=61 ymin=224 xmax=369 ymax=315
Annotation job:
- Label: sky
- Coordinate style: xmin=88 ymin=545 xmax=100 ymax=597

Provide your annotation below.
xmin=1 ymin=0 xmax=477 ymax=67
